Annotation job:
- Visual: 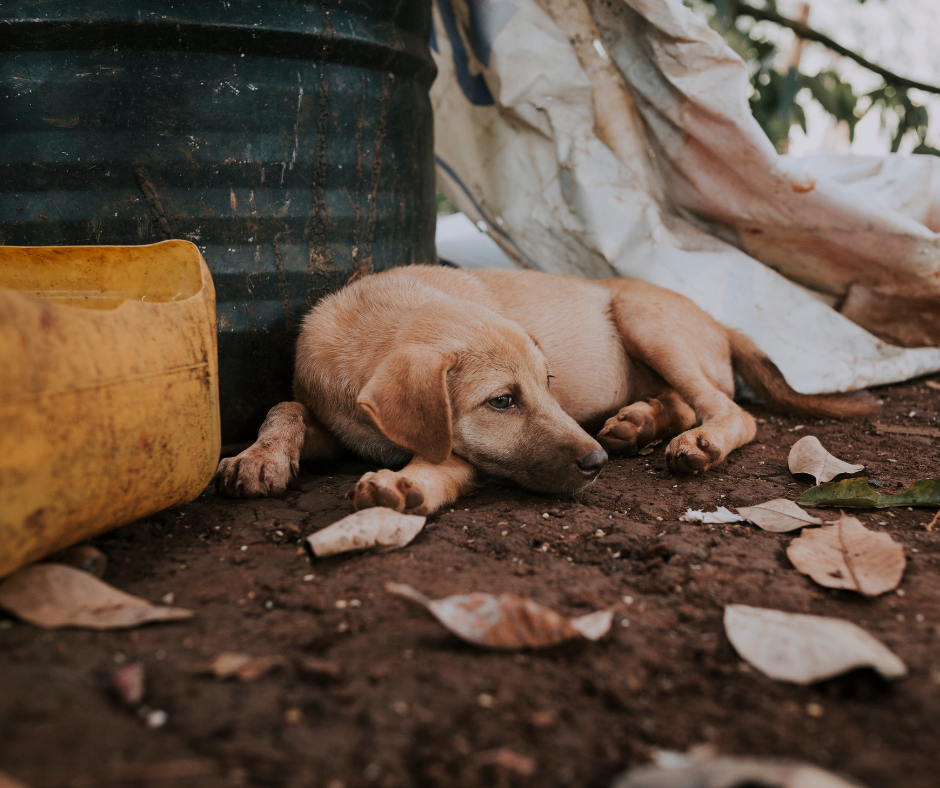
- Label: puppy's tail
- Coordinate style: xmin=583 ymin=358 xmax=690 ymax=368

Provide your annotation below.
xmin=728 ymin=329 xmax=875 ymax=419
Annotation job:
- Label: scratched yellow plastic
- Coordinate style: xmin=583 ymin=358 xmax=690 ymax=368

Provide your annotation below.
xmin=0 ymin=241 xmax=220 ymax=578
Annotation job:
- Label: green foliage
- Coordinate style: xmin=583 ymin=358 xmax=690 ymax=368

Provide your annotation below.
xmin=866 ymin=84 xmax=932 ymax=152
xmin=687 ymin=0 xmax=938 ymax=155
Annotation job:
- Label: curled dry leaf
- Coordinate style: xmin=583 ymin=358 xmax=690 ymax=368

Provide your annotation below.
xmin=612 ymin=757 xmax=863 ymax=788
xmin=788 ymin=436 xmax=864 ymax=485
xmin=798 ymin=477 xmax=940 ymax=509
xmin=305 ymin=507 xmax=426 ymax=559
xmin=679 ymin=507 xmax=744 ymax=524
xmin=736 ymin=499 xmax=822 ymax=533
xmin=724 ymin=604 xmax=906 ymax=684
xmin=786 ymin=513 xmax=905 ymax=596
xmin=386 ymin=582 xmax=613 ymax=650
xmin=0 ymin=564 xmax=193 ymax=630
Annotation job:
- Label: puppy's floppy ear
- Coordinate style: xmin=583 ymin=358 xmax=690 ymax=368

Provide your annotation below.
xmin=357 ymin=346 xmax=455 ymax=464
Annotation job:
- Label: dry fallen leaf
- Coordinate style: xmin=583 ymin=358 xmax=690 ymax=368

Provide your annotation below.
xmin=0 ymin=564 xmax=193 ymax=630
xmin=305 ymin=508 xmax=426 ymax=558
xmin=786 ymin=513 xmax=905 ymax=596
xmin=788 ymin=436 xmax=864 ymax=485
xmin=724 ymin=604 xmax=906 ymax=684
xmin=679 ymin=507 xmax=744 ymax=524
xmin=612 ymin=757 xmax=863 ymax=788
xmin=736 ymin=499 xmax=822 ymax=533
xmin=386 ymin=582 xmax=613 ymax=649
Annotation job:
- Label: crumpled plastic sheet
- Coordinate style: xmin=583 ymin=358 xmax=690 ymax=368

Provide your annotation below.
xmin=431 ymin=0 xmax=940 ymax=394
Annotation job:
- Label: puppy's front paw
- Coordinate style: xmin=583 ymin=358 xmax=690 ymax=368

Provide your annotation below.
xmin=348 ymin=470 xmax=428 ymax=516
xmin=213 ymin=445 xmax=296 ymax=498
xmin=597 ymin=402 xmax=660 ymax=456
xmin=665 ymin=430 xmax=723 ymax=474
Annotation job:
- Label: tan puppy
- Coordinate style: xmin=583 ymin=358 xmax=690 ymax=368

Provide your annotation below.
xmin=214 ymin=266 xmax=870 ymax=514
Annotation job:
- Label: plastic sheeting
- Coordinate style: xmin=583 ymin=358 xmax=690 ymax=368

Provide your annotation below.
xmin=431 ymin=0 xmax=940 ymax=394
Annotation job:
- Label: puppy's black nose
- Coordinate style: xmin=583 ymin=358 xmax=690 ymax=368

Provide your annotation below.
xmin=577 ymin=448 xmax=608 ymax=474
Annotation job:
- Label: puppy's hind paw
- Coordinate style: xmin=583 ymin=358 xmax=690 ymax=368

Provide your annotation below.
xmin=213 ymin=445 xmax=296 ymax=498
xmin=348 ymin=470 xmax=428 ymax=516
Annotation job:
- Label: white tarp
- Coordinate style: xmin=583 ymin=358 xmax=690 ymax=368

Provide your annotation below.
xmin=431 ymin=0 xmax=940 ymax=394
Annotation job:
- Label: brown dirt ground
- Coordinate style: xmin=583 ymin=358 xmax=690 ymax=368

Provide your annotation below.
xmin=1 ymin=377 xmax=939 ymax=788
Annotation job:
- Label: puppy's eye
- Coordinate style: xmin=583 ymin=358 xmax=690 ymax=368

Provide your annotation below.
xmin=488 ymin=395 xmax=514 ymax=410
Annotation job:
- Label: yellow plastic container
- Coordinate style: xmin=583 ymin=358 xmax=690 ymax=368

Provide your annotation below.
xmin=0 ymin=241 xmax=220 ymax=577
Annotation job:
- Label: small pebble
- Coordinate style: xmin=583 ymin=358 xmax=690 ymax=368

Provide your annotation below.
xmin=335 ymin=600 xmax=348 ymax=609
xmin=477 ymin=693 xmax=495 ymax=708
xmin=145 ymin=709 xmax=168 ymax=729
xmin=805 ymin=702 xmax=824 ymax=718
xmin=303 ymin=574 xmax=315 ymax=581
xmin=161 ymin=593 xmax=175 ymax=605
xmin=284 ymin=707 xmax=303 ymax=725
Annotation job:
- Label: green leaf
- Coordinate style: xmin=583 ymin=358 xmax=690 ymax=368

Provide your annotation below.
xmin=798 ymin=478 xmax=940 ymax=509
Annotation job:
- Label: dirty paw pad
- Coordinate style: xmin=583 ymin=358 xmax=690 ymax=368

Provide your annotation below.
xmin=666 ymin=433 xmax=722 ymax=474
xmin=349 ymin=471 xmax=427 ymax=515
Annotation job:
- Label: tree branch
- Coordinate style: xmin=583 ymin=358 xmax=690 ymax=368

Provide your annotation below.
xmin=731 ymin=0 xmax=940 ymax=96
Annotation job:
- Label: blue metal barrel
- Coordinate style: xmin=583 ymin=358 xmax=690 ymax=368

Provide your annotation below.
xmin=0 ymin=1 xmax=437 ymax=443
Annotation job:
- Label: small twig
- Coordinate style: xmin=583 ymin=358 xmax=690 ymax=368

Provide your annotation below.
xmin=926 ymin=509 xmax=940 ymax=533
xmin=730 ymin=0 xmax=940 ymax=96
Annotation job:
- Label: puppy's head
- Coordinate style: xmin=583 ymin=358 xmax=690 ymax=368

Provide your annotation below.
xmin=357 ymin=306 xmax=605 ymax=493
